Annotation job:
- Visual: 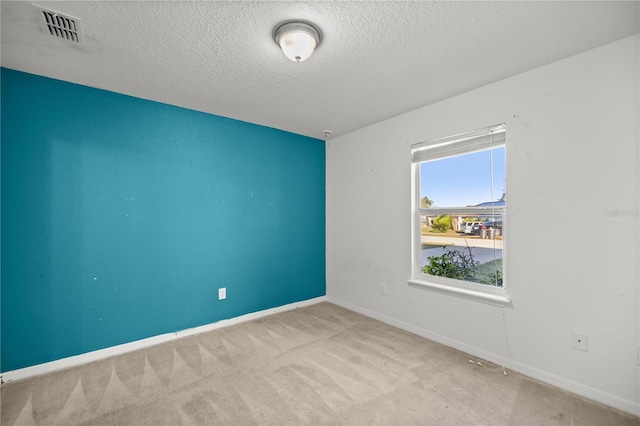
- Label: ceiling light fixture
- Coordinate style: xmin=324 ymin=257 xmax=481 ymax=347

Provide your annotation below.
xmin=273 ymin=21 xmax=321 ymax=63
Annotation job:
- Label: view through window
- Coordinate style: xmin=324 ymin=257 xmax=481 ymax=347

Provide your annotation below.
xmin=412 ymin=125 xmax=506 ymax=288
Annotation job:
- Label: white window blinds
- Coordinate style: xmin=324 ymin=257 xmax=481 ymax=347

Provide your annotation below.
xmin=411 ymin=124 xmax=505 ymax=163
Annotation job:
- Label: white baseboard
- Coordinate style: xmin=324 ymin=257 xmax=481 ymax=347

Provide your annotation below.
xmin=1 ymin=296 xmax=327 ymax=384
xmin=326 ymin=296 xmax=640 ymax=417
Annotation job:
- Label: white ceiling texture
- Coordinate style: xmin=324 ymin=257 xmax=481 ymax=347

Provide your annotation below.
xmin=2 ymin=1 xmax=639 ymax=139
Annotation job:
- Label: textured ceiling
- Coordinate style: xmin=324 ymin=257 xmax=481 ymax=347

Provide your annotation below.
xmin=2 ymin=1 xmax=639 ymax=139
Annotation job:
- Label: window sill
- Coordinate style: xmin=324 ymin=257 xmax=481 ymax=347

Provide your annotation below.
xmin=408 ymin=278 xmax=511 ymax=307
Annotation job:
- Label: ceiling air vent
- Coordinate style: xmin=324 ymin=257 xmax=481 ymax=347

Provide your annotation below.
xmin=34 ymin=5 xmax=84 ymax=45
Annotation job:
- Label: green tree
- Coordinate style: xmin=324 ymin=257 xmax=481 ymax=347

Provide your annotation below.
xmin=420 ymin=196 xmax=434 ymax=208
xmin=423 ymin=246 xmax=478 ymax=281
xmin=423 ymin=246 xmax=503 ymax=286
xmin=431 ymin=214 xmax=451 ymax=233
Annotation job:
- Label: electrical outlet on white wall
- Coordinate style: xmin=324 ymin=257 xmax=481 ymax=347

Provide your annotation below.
xmin=379 ymin=283 xmax=387 ymax=296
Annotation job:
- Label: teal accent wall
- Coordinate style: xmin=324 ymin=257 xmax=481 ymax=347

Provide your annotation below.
xmin=0 ymin=68 xmax=326 ymax=372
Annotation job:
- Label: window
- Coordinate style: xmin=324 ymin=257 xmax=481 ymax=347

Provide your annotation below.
xmin=409 ymin=124 xmax=509 ymax=304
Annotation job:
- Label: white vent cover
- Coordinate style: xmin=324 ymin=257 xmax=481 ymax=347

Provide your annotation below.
xmin=34 ymin=5 xmax=83 ymax=45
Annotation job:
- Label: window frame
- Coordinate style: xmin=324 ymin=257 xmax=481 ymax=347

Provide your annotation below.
xmin=409 ymin=124 xmax=510 ymax=306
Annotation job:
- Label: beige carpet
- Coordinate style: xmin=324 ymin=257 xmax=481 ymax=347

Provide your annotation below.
xmin=1 ymin=302 xmax=638 ymax=425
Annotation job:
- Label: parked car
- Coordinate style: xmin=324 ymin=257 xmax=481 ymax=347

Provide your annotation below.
xmin=460 ymin=221 xmax=481 ymax=234
xmin=472 ymin=221 xmax=503 ymax=236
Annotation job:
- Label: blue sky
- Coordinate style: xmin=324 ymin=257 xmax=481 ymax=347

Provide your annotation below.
xmin=420 ymin=147 xmax=505 ymax=207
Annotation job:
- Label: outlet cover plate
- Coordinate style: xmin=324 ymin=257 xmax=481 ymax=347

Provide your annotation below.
xmin=218 ymin=288 xmax=226 ymax=300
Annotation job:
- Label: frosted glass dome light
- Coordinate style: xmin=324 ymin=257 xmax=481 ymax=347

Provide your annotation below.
xmin=274 ymin=21 xmax=321 ymax=63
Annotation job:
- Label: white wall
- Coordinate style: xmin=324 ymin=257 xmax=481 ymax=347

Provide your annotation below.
xmin=326 ymin=34 xmax=639 ymax=415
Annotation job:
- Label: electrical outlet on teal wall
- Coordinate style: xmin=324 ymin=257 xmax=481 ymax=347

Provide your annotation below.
xmin=0 ymin=68 xmax=326 ymax=372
